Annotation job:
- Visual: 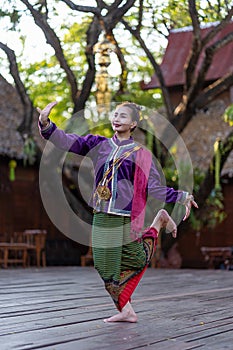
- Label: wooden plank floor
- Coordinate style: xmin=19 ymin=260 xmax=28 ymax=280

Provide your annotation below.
xmin=0 ymin=267 xmax=233 ymax=350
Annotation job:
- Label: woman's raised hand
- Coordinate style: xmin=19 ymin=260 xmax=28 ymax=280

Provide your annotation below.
xmin=183 ymin=195 xmax=198 ymax=221
xmin=37 ymin=101 xmax=57 ymax=127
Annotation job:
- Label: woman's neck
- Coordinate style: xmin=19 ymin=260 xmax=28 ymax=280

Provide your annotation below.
xmin=115 ymin=131 xmax=131 ymax=141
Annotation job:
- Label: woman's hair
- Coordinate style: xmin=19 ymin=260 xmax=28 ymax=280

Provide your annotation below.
xmin=118 ymin=102 xmax=142 ymax=123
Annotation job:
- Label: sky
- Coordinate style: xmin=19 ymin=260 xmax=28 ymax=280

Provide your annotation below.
xmin=0 ymin=0 xmax=123 ymax=82
xmin=0 ymin=2 xmax=64 ymax=62
xmin=0 ymin=0 xmax=170 ymax=85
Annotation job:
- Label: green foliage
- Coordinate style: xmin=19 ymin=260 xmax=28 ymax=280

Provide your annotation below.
xmin=189 ymin=211 xmax=202 ymax=232
xmin=188 ymin=187 xmax=227 ymax=231
xmin=196 ymin=0 xmax=231 ymax=22
xmin=204 ymin=188 xmax=227 ymax=228
xmin=162 ymin=151 xmax=226 ymax=230
xmin=114 ymin=83 xmax=163 ymax=110
xmin=23 ymin=136 xmax=37 ymax=166
xmin=62 ymin=20 xmax=91 ymax=70
xmin=159 ymin=0 xmax=192 ymax=30
xmin=22 ymin=59 xmax=70 ymax=128
xmin=154 ymin=0 xmax=230 ymax=32
xmin=224 ymin=104 xmax=233 ymax=126
xmin=0 ymin=6 xmax=21 ymax=30
xmin=89 ymin=121 xmax=113 ymax=138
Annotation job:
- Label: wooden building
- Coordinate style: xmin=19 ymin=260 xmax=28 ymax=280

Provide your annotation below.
xmin=0 ymin=75 xmax=87 ymax=266
xmin=141 ymin=21 xmax=233 ymax=107
xmin=142 ymin=22 xmax=233 ymax=268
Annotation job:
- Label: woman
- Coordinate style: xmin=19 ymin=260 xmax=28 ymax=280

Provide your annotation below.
xmin=37 ymin=101 xmax=198 ymax=322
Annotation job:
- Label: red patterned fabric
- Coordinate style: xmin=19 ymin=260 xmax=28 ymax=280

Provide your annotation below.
xmin=131 ymin=147 xmax=152 ymax=241
xmin=118 ymin=227 xmax=158 ymax=311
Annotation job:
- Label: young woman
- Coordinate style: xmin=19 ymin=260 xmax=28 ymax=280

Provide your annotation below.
xmin=37 ymin=101 xmax=198 ymax=323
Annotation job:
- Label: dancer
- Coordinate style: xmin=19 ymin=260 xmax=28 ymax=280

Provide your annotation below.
xmin=38 ymin=101 xmax=198 ymax=322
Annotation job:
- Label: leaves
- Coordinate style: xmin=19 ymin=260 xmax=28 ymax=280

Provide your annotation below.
xmin=204 ymin=188 xmax=227 ymax=228
xmin=23 ymin=136 xmax=37 ymax=166
xmin=224 ymin=104 xmax=233 ymax=126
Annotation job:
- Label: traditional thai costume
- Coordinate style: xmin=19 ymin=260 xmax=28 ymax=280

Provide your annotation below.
xmin=40 ymin=121 xmax=188 ymax=311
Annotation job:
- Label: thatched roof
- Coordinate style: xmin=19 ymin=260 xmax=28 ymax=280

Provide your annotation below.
xmin=174 ymin=99 xmax=233 ymax=178
xmin=0 ymin=75 xmax=25 ymax=158
xmin=0 ymin=75 xmax=44 ymax=160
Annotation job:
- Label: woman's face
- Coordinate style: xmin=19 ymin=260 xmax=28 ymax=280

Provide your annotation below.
xmin=111 ymin=106 xmax=137 ymax=134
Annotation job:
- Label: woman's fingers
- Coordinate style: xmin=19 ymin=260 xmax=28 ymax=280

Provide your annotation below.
xmin=37 ymin=101 xmax=57 ymax=124
xmin=183 ymin=205 xmax=190 ymax=221
xmin=183 ymin=198 xmax=198 ymax=221
xmin=192 ymin=199 xmax=199 ymax=208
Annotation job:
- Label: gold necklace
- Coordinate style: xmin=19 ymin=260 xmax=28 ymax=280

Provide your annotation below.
xmin=94 ymin=145 xmax=141 ymax=202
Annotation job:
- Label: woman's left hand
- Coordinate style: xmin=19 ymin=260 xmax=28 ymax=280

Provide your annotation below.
xmin=183 ymin=195 xmax=198 ymax=221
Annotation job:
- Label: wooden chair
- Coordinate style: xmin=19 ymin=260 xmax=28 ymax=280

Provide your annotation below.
xmin=81 ymin=246 xmax=93 ymax=266
xmin=13 ymin=230 xmax=47 ymax=267
xmin=23 ymin=230 xmax=47 ymax=267
xmin=0 ymin=242 xmax=28 ymax=268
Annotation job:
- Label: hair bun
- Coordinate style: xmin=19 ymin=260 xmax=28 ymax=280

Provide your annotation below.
xmin=119 ymin=101 xmax=142 ymax=122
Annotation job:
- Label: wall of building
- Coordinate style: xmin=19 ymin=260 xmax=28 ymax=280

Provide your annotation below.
xmin=178 ymin=179 xmax=233 ymax=268
xmin=0 ymin=157 xmax=88 ymax=265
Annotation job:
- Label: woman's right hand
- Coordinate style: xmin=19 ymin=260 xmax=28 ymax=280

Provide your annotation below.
xmin=37 ymin=101 xmax=57 ymax=127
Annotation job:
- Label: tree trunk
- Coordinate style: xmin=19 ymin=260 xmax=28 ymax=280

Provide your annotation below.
xmin=0 ymin=42 xmax=33 ymax=136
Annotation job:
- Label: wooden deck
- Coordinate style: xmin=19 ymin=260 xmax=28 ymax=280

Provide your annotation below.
xmin=0 ymin=267 xmax=233 ymax=350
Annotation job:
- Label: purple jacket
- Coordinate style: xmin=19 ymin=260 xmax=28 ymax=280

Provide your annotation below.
xmin=39 ymin=121 xmax=187 ymax=216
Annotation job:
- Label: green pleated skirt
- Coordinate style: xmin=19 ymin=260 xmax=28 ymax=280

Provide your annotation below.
xmin=92 ymin=212 xmax=157 ymax=310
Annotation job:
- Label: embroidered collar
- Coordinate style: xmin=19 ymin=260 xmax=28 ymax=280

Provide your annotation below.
xmin=112 ymin=134 xmax=134 ymax=146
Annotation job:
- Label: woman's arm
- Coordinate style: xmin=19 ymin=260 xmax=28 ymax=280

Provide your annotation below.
xmin=148 ymin=161 xmax=198 ymax=220
xmin=37 ymin=102 xmax=106 ymax=156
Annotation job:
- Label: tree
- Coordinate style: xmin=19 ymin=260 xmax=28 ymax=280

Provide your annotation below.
xmin=1 ymin=0 xmax=233 ymax=256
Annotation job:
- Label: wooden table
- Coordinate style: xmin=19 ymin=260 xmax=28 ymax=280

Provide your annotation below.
xmin=0 ymin=243 xmax=28 ymax=268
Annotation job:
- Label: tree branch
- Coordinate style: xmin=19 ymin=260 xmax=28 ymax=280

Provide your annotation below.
xmin=187 ymin=31 xmax=233 ymax=103
xmin=108 ymin=0 xmax=125 ymax=10
xmin=20 ymin=0 xmax=79 ymax=109
xmin=184 ymin=3 xmax=233 ymax=101
xmin=176 ymin=2 xmax=233 ymax=121
xmin=202 ymin=5 xmax=233 ymax=46
xmin=106 ymin=31 xmax=128 ymax=95
xmin=60 ymin=0 xmax=101 ymax=16
xmin=185 ymin=0 xmax=202 ymax=91
xmin=109 ymin=0 xmax=136 ymax=24
xmin=194 ymin=72 xmax=233 ymax=109
xmin=59 ymin=0 xmax=136 ymax=106
xmin=121 ymin=18 xmax=174 ymax=120
xmin=136 ymin=0 xmax=143 ymax=32
xmin=0 ymin=42 xmax=33 ymax=135
xmin=74 ymin=16 xmax=102 ymax=113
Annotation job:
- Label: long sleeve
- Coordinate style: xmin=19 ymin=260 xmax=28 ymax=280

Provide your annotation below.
xmin=39 ymin=121 xmax=106 ymax=156
xmin=148 ymin=160 xmax=188 ymax=204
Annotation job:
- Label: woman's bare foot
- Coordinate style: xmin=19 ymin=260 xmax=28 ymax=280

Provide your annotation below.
xmin=151 ymin=209 xmax=177 ymax=238
xmin=104 ymin=302 xmax=138 ymax=323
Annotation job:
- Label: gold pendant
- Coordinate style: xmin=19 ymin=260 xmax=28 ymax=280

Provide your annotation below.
xmin=96 ymin=185 xmax=112 ymax=200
